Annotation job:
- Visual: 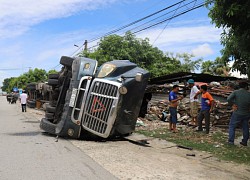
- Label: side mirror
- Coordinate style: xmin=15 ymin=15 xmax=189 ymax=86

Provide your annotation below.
xmin=135 ymin=73 xmax=143 ymax=82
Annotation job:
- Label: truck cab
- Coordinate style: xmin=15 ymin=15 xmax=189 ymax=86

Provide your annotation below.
xmin=40 ymin=56 xmax=149 ymax=139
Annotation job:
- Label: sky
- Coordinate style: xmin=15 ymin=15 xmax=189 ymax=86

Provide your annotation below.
xmin=0 ymin=0 xmax=226 ymax=86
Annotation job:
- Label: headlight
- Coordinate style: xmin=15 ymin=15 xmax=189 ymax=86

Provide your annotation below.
xmin=97 ymin=63 xmax=116 ymax=78
xmin=119 ymin=86 xmax=128 ymax=95
xmin=84 ymin=63 xmax=90 ymax=69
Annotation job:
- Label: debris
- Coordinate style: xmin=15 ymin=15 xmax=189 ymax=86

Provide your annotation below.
xmin=202 ymin=155 xmax=213 ymax=159
xmin=186 ymin=154 xmax=196 ymax=157
xmin=136 ymin=119 xmax=145 ymax=127
xmin=177 ymin=145 xmax=193 ymax=150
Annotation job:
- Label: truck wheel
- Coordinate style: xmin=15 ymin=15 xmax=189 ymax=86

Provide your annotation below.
xmin=48 ymin=73 xmax=59 ymax=79
xmin=60 ymin=56 xmax=74 ymax=67
xmin=27 ymin=100 xmax=36 ymax=108
xmin=46 ymin=105 xmax=56 ymax=113
xmin=27 ymin=84 xmax=36 ymax=91
xmin=45 ymin=112 xmax=54 ymax=120
xmin=49 ymin=100 xmax=57 ymax=107
xmin=43 ymin=102 xmax=49 ymax=111
xmin=51 ymin=91 xmax=59 ymax=100
xmin=48 ymin=79 xmax=59 ymax=86
xmin=58 ymin=75 xmax=65 ymax=85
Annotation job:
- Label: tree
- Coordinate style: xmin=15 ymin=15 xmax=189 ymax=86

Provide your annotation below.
xmin=80 ymin=32 xmax=166 ymax=70
xmin=173 ymin=53 xmax=202 ymax=72
xmin=213 ymin=57 xmax=231 ymax=76
xmin=201 ymin=57 xmax=231 ymax=76
xmin=207 ymin=0 xmax=250 ymax=78
xmin=2 ymin=68 xmax=48 ymax=92
xmin=48 ymin=69 xmax=58 ymax=75
xmin=79 ymin=32 xmax=201 ymax=78
xmin=201 ymin=60 xmax=214 ymax=74
xmin=2 ymin=78 xmax=14 ymax=92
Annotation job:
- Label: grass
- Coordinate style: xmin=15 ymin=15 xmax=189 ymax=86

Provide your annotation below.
xmin=136 ymin=127 xmax=250 ymax=165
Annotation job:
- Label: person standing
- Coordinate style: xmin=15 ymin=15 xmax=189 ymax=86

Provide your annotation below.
xmin=227 ymin=82 xmax=250 ymax=146
xmin=169 ymin=85 xmax=183 ymax=133
xmin=197 ymin=85 xmax=214 ymax=134
xmin=187 ymin=79 xmax=200 ymax=126
xmin=19 ymin=90 xmax=28 ymax=112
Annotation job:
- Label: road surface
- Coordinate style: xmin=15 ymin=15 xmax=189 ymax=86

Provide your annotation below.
xmin=0 ymin=96 xmax=116 ymax=180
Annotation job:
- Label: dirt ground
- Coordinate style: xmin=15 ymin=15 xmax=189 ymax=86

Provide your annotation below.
xmin=27 ymin=106 xmax=250 ymax=180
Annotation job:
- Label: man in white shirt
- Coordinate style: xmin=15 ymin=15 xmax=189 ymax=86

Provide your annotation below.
xmin=188 ymin=79 xmax=200 ymax=126
xmin=19 ymin=90 xmax=28 ymax=112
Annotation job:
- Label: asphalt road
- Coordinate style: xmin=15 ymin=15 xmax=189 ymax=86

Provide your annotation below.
xmin=0 ymin=96 xmax=116 ymax=180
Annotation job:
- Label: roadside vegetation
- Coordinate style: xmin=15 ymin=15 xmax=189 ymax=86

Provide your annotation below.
xmin=1 ymin=69 xmax=57 ymax=93
xmin=136 ymin=127 xmax=250 ymax=165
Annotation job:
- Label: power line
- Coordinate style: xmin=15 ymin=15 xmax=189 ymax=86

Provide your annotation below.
xmin=71 ymin=0 xmax=169 ymax=56
xmin=70 ymin=0 xmax=207 ymax=57
xmin=0 ymin=67 xmax=32 ymax=71
xmin=129 ymin=0 xmax=197 ymax=33
xmin=88 ymin=0 xmax=188 ymax=44
xmin=86 ymin=0 xmax=203 ymax=51
xmin=152 ymin=0 xmax=198 ymax=45
xmin=131 ymin=2 xmax=205 ymax=35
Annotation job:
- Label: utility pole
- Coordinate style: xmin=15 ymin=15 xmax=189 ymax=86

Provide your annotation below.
xmin=84 ymin=40 xmax=88 ymax=51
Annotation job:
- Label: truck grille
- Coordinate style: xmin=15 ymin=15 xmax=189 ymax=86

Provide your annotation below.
xmin=81 ymin=79 xmax=120 ymax=138
xmin=71 ymin=77 xmax=92 ymax=123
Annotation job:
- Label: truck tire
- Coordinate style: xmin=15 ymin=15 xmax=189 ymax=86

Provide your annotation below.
xmin=43 ymin=102 xmax=49 ymax=111
xmin=48 ymin=73 xmax=59 ymax=79
xmin=58 ymin=75 xmax=65 ymax=85
xmin=46 ymin=105 xmax=56 ymax=113
xmin=45 ymin=112 xmax=54 ymax=120
xmin=51 ymin=91 xmax=59 ymax=100
xmin=49 ymin=100 xmax=57 ymax=107
xmin=27 ymin=84 xmax=36 ymax=91
xmin=48 ymin=79 xmax=59 ymax=86
xmin=60 ymin=56 xmax=74 ymax=67
xmin=27 ymin=100 xmax=36 ymax=108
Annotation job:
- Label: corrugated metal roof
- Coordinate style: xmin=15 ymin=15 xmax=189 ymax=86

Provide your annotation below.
xmin=149 ymin=72 xmax=239 ymax=85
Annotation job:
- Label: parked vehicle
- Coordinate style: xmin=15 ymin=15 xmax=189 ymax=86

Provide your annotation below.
xmin=25 ymin=82 xmax=53 ymax=108
xmin=40 ymin=56 xmax=150 ymax=139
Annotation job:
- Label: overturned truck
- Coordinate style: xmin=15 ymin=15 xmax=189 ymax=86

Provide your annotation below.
xmin=40 ymin=56 xmax=150 ymax=139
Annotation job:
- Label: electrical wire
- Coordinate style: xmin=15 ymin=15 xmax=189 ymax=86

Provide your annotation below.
xmin=70 ymin=0 xmax=207 ymax=58
xmin=129 ymin=0 xmax=197 ymax=33
xmin=70 ymin=0 xmax=178 ymax=57
xmin=152 ymin=0 xmax=198 ymax=45
xmin=86 ymin=0 xmax=203 ymax=51
xmin=88 ymin=0 xmax=188 ymax=43
xmin=0 ymin=67 xmax=31 ymax=71
xmin=131 ymin=2 xmax=205 ymax=35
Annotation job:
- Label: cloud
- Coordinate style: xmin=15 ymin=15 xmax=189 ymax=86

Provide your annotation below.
xmin=137 ymin=25 xmax=222 ymax=58
xmin=191 ymin=43 xmax=214 ymax=57
xmin=139 ymin=26 xmax=221 ymax=46
xmin=0 ymin=0 xmax=122 ymax=39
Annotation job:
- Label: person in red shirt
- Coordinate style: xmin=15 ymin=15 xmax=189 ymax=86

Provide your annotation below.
xmin=197 ymin=85 xmax=214 ymax=134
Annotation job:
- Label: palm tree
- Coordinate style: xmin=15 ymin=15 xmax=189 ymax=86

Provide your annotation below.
xmin=201 ymin=60 xmax=214 ymax=74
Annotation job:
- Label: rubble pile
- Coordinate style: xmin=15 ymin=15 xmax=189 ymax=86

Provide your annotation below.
xmin=146 ymin=97 xmax=195 ymax=125
xmin=141 ymin=81 xmax=240 ymax=129
xmin=139 ymin=97 xmax=235 ymax=130
xmin=212 ymin=102 xmax=233 ymax=127
xmin=209 ymin=87 xmax=233 ymax=98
